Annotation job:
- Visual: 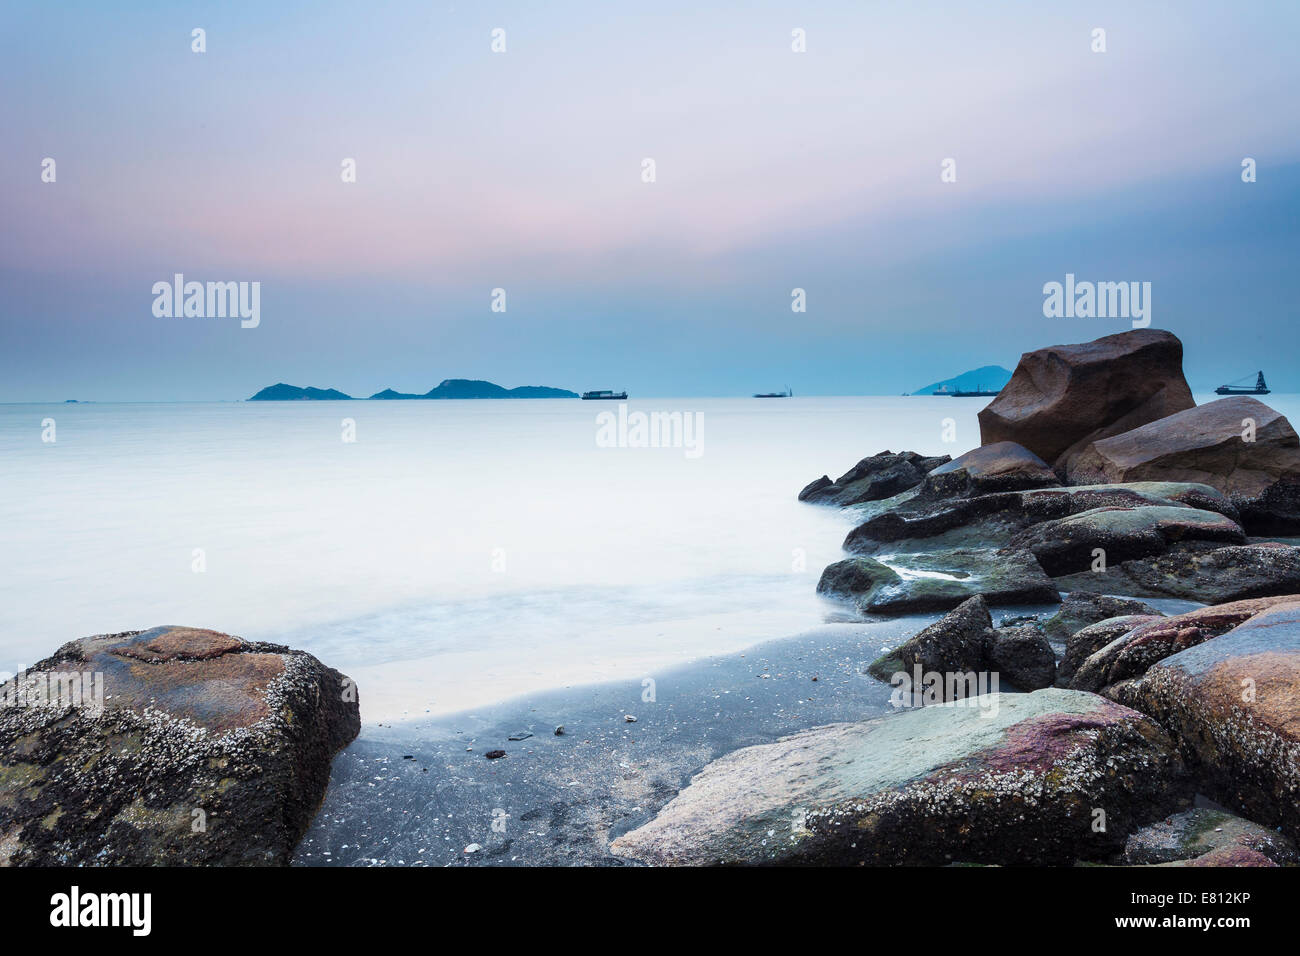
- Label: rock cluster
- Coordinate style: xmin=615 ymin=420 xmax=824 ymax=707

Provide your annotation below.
xmin=612 ymin=328 xmax=1300 ymax=868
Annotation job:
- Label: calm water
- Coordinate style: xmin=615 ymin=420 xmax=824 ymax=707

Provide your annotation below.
xmin=2 ymin=393 xmax=1291 ymax=718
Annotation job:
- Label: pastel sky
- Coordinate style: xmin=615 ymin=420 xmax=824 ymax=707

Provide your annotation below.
xmin=1 ymin=0 xmax=1298 ymax=400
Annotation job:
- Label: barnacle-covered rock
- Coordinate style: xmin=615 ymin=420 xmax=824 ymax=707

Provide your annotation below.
xmin=609 ymin=688 xmax=1185 ymax=865
xmin=0 ymin=626 xmax=359 ymax=865
xmin=1070 ymin=595 xmax=1300 ymax=695
xmin=1126 ymin=601 xmax=1300 ymax=844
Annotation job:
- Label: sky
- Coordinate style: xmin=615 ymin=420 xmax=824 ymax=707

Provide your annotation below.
xmin=1 ymin=0 xmax=1298 ymax=400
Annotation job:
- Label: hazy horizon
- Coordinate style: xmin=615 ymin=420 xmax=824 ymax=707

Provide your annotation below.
xmin=3 ymin=0 xmax=1299 ymax=402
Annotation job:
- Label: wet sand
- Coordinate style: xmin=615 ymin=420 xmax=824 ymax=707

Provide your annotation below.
xmin=295 ymin=610 xmax=1039 ymax=866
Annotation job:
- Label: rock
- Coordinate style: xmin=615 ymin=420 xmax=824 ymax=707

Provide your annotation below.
xmin=1065 ymin=396 xmax=1300 ymax=534
xmin=1043 ymin=592 xmax=1164 ymax=644
xmin=978 ymin=329 xmax=1195 ymax=468
xmin=1173 ymin=845 xmax=1277 ymax=866
xmin=1059 ymin=615 xmax=1165 ymax=685
xmin=554 ymin=725 xmax=565 ymax=736
xmin=844 ymin=481 xmax=1238 ymax=557
xmin=1122 ymin=807 xmax=1298 ymax=866
xmin=1053 ymin=542 xmax=1300 ymax=604
xmin=800 ymin=451 xmax=951 ymax=507
xmin=485 ymin=749 xmax=507 ymax=759
xmin=988 ymin=626 xmax=1057 ymax=690
xmin=824 ymin=549 xmax=1059 ymax=616
xmin=609 ymin=688 xmax=1186 ymax=866
xmin=0 ymin=626 xmax=360 ymax=866
xmin=921 ymin=442 xmax=1060 ymax=498
xmin=1008 ymin=506 xmax=1246 ymax=576
xmin=1127 ymin=601 xmax=1300 ymax=844
xmin=1070 ymin=596 xmax=1300 ymax=695
xmin=868 ymin=595 xmax=992 ymax=686
xmin=507 ymin=731 xmax=533 ymax=741
xmin=798 ymin=475 xmax=835 ymax=502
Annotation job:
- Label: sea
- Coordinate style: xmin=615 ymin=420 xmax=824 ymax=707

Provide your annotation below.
xmin=2 ymin=393 xmax=1293 ymax=721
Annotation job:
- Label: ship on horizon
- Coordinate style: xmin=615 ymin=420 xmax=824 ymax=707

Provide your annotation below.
xmin=581 ymin=389 xmax=628 ymax=400
xmin=937 ymin=384 xmax=1001 ymax=397
xmin=1215 ymin=371 xmax=1270 ymax=395
xmin=754 ymin=387 xmax=792 ymax=398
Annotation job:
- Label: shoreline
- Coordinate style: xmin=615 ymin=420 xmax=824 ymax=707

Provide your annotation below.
xmin=292 ymin=613 xmax=997 ymax=866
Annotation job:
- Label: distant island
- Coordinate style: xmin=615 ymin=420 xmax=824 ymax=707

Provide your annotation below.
xmin=247 ymin=379 xmax=579 ymax=401
xmin=911 ymin=365 xmax=1013 ymax=395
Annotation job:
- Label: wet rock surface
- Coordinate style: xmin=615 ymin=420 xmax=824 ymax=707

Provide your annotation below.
xmin=609 ymin=688 xmax=1186 ymax=866
xmin=1053 ymin=542 xmax=1300 ymax=604
xmin=0 ymin=626 xmax=359 ymax=865
xmin=820 ymin=548 xmax=1059 ymax=615
xmin=1122 ymin=806 xmax=1298 ymax=866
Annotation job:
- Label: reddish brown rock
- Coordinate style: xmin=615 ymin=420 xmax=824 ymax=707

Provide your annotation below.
xmin=1065 ymin=396 xmax=1300 ymax=534
xmin=1071 ymin=595 xmax=1300 ymax=694
xmin=978 ymin=329 xmax=1194 ymax=467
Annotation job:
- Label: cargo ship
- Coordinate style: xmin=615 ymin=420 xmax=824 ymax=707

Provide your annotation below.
xmin=754 ymin=387 xmax=792 ymax=398
xmin=1215 ymin=372 xmax=1270 ymax=396
xmin=580 ymin=389 xmax=628 ymax=400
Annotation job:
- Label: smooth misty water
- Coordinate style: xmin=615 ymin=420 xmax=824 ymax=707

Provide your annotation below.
xmin=3 ymin=394 xmax=1293 ymax=720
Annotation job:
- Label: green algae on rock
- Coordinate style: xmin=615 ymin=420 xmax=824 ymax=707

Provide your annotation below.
xmin=610 ymin=688 xmax=1186 ymax=866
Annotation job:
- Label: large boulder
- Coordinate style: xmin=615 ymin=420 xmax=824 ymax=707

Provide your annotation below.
xmin=609 ymin=688 xmax=1187 ymax=865
xmin=978 ymin=329 xmax=1195 ymax=469
xmin=1127 ymin=601 xmax=1300 ymax=844
xmin=1065 ymin=397 xmax=1300 ymax=534
xmin=0 ymin=626 xmax=360 ymax=865
xmin=1052 ymin=542 xmax=1300 ymax=604
xmin=820 ymin=548 xmax=1059 ymax=616
xmin=1070 ymin=596 xmax=1300 ymax=695
xmin=1007 ymin=505 xmax=1246 ymax=576
xmin=1123 ymin=807 xmax=1298 ymax=866
xmin=920 ymin=442 xmax=1059 ymax=498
